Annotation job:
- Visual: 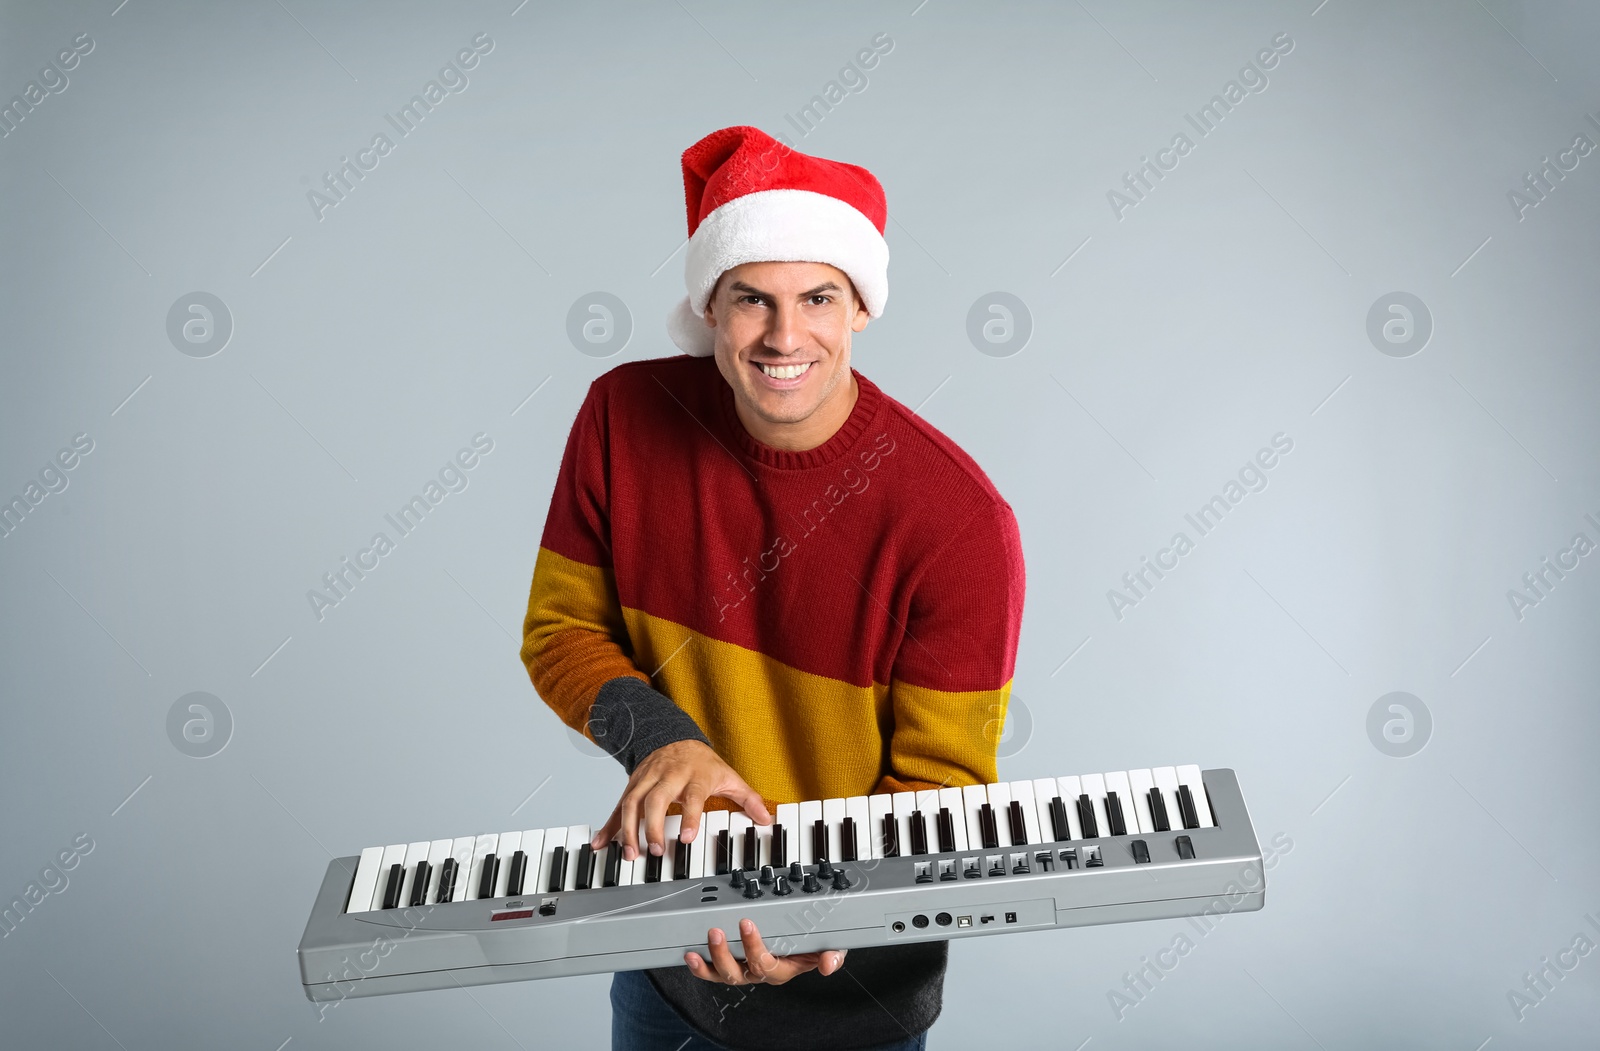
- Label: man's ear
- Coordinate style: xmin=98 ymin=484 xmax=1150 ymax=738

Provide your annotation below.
xmin=851 ymin=298 xmax=871 ymax=333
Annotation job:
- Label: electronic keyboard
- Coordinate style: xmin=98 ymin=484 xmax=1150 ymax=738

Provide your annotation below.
xmin=299 ymin=765 xmax=1263 ymax=1002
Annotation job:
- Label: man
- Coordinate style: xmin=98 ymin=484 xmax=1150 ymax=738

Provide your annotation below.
xmin=521 ymin=125 xmax=1025 ymax=1051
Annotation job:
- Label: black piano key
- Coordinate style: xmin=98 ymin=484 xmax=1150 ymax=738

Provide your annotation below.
xmin=408 ymin=860 xmax=432 ymax=907
xmin=771 ymin=824 xmax=787 ymax=868
xmin=978 ymin=803 xmax=999 ymax=849
xmin=437 ymin=857 xmax=459 ymax=903
xmin=602 ymin=843 xmax=622 ymax=887
xmin=909 ymin=810 xmax=928 ymax=856
xmin=840 ymin=817 xmax=858 ymax=862
xmin=673 ymin=838 xmax=691 ymax=880
xmin=936 ymin=808 xmax=956 ymax=853
xmin=643 ymin=850 xmax=663 ymax=883
xmin=506 ymin=851 xmax=527 ymax=896
xmin=743 ymin=828 xmax=760 ymax=871
xmin=547 ymin=846 xmax=567 ymax=892
xmin=1148 ymin=788 xmax=1171 ymax=832
xmin=478 ymin=854 xmax=502 ymax=899
xmin=1177 ymin=785 xmax=1201 ymax=830
xmin=1049 ymin=796 xmax=1070 ymax=841
xmin=812 ymin=819 xmax=828 ymax=863
xmin=1106 ymin=792 xmax=1127 ymax=837
xmin=573 ymin=843 xmax=595 ymax=890
xmin=1007 ymin=800 xmax=1028 ymax=846
xmin=1077 ymin=794 xmax=1099 ymax=839
xmin=715 ymin=829 xmax=731 ymax=875
xmin=881 ymin=813 xmax=900 ymax=858
xmin=381 ymin=863 xmax=404 ymax=910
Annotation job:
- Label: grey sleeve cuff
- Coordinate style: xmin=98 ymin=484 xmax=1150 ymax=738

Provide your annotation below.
xmin=587 ymin=676 xmax=710 ymax=775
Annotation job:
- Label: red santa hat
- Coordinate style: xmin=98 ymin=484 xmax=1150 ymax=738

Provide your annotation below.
xmin=666 ymin=126 xmax=889 ymax=356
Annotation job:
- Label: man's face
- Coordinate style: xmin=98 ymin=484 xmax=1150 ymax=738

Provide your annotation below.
xmin=703 ymin=260 xmax=871 ymax=435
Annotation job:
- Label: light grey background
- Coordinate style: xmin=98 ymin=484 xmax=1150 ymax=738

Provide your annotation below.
xmin=2 ymin=1 xmax=1597 ymax=1047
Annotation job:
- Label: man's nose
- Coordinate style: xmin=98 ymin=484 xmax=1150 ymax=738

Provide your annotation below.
xmin=764 ymin=304 xmax=808 ymax=354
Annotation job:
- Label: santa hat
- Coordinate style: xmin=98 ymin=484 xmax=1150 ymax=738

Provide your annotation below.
xmin=666 ymin=125 xmax=889 ymax=356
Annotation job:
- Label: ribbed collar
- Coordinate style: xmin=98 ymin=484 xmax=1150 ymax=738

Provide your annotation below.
xmin=712 ymin=362 xmax=886 ymax=471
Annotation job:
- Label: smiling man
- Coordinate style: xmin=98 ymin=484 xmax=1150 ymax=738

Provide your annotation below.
xmin=521 ymin=126 xmax=1025 ymax=1051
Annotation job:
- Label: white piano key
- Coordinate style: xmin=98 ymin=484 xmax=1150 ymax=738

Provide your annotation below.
xmin=1153 ymin=767 xmax=1181 ymax=831
xmin=1080 ymin=773 xmax=1110 ymax=839
xmin=469 ymin=834 xmax=498 ymax=899
xmin=986 ymin=782 xmax=1015 ymax=845
xmin=796 ymin=800 xmax=821 ymax=864
xmin=1057 ymin=776 xmax=1084 ymax=840
xmin=1176 ymin=764 xmax=1215 ymax=827
xmin=537 ymin=827 xmax=566 ymax=894
xmin=822 ymin=798 xmax=846 ymax=863
xmin=774 ymin=804 xmax=798 ymax=869
xmin=347 ymin=846 xmax=385 ymax=913
xmin=962 ymin=784 xmax=988 ymax=850
xmin=938 ymin=787 xmax=969 ymax=851
xmin=891 ymin=792 xmax=916 ymax=857
xmin=1127 ymin=769 xmax=1157 ymax=835
xmin=1009 ymin=780 xmax=1042 ymax=845
xmin=1032 ymin=778 xmax=1063 ymax=842
xmin=753 ymin=814 xmax=773 ymax=870
xmin=399 ymin=841 xmax=429 ymax=908
xmin=867 ymin=794 xmax=892 ymax=860
xmin=563 ymin=825 xmax=590 ymax=890
xmin=844 ymin=796 xmax=871 ymax=861
xmin=514 ymin=830 xmax=543 ymax=895
xmin=493 ymin=832 xmax=521 ymax=898
xmin=1104 ymin=771 xmax=1135 ymax=836
xmin=447 ymin=837 xmax=475 ymax=903
xmin=424 ymin=838 xmax=452 ymax=904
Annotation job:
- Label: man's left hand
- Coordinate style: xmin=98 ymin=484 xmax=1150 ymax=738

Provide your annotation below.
xmin=685 ymin=917 xmax=847 ymax=986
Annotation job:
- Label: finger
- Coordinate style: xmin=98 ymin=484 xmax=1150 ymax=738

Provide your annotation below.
xmin=819 ymin=949 xmax=846 ymax=975
xmin=738 ymin=918 xmax=776 ymax=983
xmin=678 ymin=781 xmax=709 ymax=845
xmin=706 ymin=927 xmax=745 ymax=985
xmin=620 ymin=782 xmax=647 ymax=862
xmin=590 ymin=802 xmax=621 ymax=851
xmin=727 ymin=780 xmax=772 ymax=825
xmin=643 ymin=781 xmax=676 ymax=857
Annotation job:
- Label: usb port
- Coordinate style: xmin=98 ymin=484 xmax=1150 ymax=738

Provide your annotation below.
xmin=957 ymin=915 xmax=972 ymax=928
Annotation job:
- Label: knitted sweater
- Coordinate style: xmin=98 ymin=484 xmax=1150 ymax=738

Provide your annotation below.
xmin=521 ymin=355 xmax=1025 ymax=1051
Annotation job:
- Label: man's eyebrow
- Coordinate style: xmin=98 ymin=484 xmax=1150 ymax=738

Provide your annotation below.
xmin=726 ymin=280 xmax=844 ymax=298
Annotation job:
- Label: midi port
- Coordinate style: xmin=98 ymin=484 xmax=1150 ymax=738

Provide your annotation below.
xmin=912 ymin=914 xmax=930 ymax=929
xmin=935 ymin=912 xmax=952 ymax=926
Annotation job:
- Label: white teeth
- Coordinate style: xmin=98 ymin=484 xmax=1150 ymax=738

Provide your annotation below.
xmin=758 ymin=361 xmax=812 ymax=380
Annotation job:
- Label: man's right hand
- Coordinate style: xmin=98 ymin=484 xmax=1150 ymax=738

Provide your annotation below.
xmin=589 ymin=739 xmax=772 ymax=861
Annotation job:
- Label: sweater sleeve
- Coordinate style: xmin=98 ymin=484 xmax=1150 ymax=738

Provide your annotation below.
xmin=521 ymin=382 xmax=709 ymax=771
xmin=873 ymin=498 xmax=1026 ymax=796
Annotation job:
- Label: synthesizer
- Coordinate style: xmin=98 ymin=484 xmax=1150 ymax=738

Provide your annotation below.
xmin=299 ymin=765 xmax=1263 ymax=1001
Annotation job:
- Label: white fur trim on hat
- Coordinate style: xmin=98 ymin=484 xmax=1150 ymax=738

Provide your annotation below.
xmin=667 ymin=188 xmax=889 ymax=356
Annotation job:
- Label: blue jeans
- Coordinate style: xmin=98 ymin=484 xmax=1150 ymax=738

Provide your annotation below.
xmin=610 ymin=969 xmax=929 ymax=1051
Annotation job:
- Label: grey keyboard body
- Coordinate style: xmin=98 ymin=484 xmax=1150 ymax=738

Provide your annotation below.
xmin=299 ymin=768 xmax=1262 ymax=1002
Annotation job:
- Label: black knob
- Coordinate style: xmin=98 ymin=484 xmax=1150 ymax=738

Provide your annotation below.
xmin=772 ymin=875 xmax=792 ymax=896
xmin=802 ymin=872 xmax=822 ymax=893
xmin=816 ymin=858 xmax=835 ymax=879
xmin=743 ymin=878 xmax=763 ymax=899
xmin=831 ymin=869 xmax=852 ymax=891
xmin=730 ymin=868 xmax=746 ymax=888
xmin=789 ymin=861 xmax=804 ymax=883
xmin=759 ymin=864 xmax=775 ymax=885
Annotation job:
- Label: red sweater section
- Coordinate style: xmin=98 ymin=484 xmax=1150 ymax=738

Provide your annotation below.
xmin=539 ymin=355 xmax=1024 ymax=696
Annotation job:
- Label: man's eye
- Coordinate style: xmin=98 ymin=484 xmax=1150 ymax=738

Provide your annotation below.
xmin=810 ymin=295 xmax=831 ymax=305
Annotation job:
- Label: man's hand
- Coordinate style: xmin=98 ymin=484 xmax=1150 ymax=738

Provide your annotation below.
xmin=685 ymin=917 xmax=847 ymax=986
xmin=589 ymin=739 xmax=771 ymax=861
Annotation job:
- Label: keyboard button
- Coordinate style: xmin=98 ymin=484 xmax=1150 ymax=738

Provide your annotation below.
xmin=446 ymin=837 xmax=475 ymax=902
xmin=822 ymin=798 xmax=846 ymax=864
xmin=1009 ymin=780 xmax=1042 ymax=844
xmin=347 ymin=846 xmax=385 ymax=913
xmin=796 ymin=801 xmax=821 ymax=865
xmin=492 ymin=833 xmax=520 ymax=898
xmin=844 ymin=795 xmax=871 ymax=862
xmin=962 ymin=785 xmax=988 ymax=852
xmin=1126 ymin=769 xmax=1157 ymax=834
xmin=1080 ymin=774 xmax=1111 ymax=839
xmin=938 ymin=787 xmax=970 ymax=852
xmin=1056 ymin=776 xmax=1085 ymax=840
xmin=703 ymin=810 xmax=730 ymax=878
xmin=867 ymin=794 xmax=893 ymax=860
xmin=470 ymin=834 xmax=499 ymax=899
xmin=774 ymin=803 xmax=799 ymax=868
